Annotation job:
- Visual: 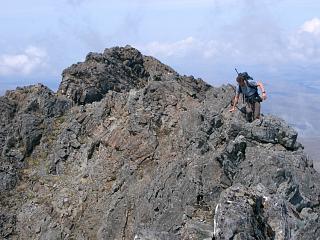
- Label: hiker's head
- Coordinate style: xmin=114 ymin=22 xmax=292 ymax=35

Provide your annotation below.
xmin=236 ymin=75 xmax=246 ymax=86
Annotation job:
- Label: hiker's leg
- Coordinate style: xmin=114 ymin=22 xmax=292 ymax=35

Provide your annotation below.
xmin=254 ymin=102 xmax=261 ymax=119
xmin=246 ymin=102 xmax=253 ymax=122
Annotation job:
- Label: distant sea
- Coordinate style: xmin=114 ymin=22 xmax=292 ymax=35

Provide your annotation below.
xmin=262 ymin=75 xmax=320 ymax=173
xmin=299 ymin=137 xmax=320 ymax=173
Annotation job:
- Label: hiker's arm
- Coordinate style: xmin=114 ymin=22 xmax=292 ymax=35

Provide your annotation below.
xmin=229 ymin=94 xmax=240 ymax=112
xmin=257 ymin=82 xmax=267 ymax=100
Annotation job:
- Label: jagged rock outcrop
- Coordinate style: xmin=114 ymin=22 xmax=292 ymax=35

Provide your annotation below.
xmin=0 ymin=84 xmax=71 ymax=193
xmin=57 ymin=45 xmax=179 ymax=105
xmin=1 ymin=46 xmax=320 ymax=240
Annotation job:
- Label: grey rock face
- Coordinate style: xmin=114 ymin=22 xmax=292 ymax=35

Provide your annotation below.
xmin=1 ymin=46 xmax=320 ymax=240
xmin=0 ymin=84 xmax=72 ymax=193
xmin=58 ymin=45 xmax=176 ymax=105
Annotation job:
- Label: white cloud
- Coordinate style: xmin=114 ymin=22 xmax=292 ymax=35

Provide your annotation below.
xmin=141 ymin=37 xmax=197 ymax=57
xmin=139 ymin=37 xmax=233 ymax=60
xmin=287 ymin=18 xmax=320 ymax=62
xmin=139 ymin=16 xmax=320 ymax=65
xmin=0 ymin=46 xmax=47 ymax=76
xmin=300 ymin=17 xmax=320 ymax=34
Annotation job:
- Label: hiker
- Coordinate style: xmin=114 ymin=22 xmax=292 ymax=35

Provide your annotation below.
xmin=229 ymin=72 xmax=267 ymax=122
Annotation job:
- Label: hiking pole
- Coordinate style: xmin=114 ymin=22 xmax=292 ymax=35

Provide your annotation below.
xmin=235 ymin=68 xmax=239 ymax=75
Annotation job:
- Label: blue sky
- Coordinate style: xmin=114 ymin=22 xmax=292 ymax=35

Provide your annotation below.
xmin=1 ymin=0 xmax=320 ymax=137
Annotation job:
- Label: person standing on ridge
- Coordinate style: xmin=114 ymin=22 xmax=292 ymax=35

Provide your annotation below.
xmin=229 ymin=71 xmax=267 ymax=122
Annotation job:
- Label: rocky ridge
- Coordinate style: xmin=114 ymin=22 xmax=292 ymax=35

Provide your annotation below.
xmin=0 ymin=45 xmax=320 ymax=239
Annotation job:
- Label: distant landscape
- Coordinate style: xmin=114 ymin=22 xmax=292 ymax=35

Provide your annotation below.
xmin=299 ymin=137 xmax=320 ymax=172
